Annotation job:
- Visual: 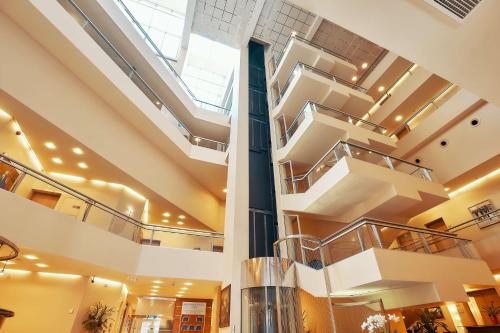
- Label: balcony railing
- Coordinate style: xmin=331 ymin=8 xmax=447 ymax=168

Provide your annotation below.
xmin=390 ymin=83 xmax=457 ymax=139
xmin=276 ymin=216 xmax=476 ymax=269
xmin=113 ymin=0 xmax=231 ymax=115
xmin=277 ymin=101 xmax=387 ymax=148
xmin=447 ymin=209 xmax=500 ymax=233
xmin=59 ymin=0 xmax=228 ymax=152
xmin=272 ymin=62 xmax=367 ymax=108
xmin=0 ymin=154 xmax=224 ymax=252
xmin=268 ymin=34 xmax=352 ymax=77
xmin=279 ymin=141 xmax=432 ymax=194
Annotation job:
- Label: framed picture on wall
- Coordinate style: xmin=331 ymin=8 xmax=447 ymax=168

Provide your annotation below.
xmin=219 ymin=285 xmax=231 ymax=328
xmin=468 ymin=200 xmax=499 ymax=229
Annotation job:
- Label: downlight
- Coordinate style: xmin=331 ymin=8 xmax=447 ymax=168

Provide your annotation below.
xmin=470 ymin=118 xmax=480 ymax=127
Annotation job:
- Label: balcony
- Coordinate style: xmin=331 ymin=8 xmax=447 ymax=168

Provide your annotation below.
xmin=0 ymin=154 xmax=224 ymax=254
xmin=275 ymin=218 xmax=496 ymax=308
xmin=275 ymin=101 xmax=397 ymax=164
xmin=279 ymin=141 xmax=448 ymax=222
xmin=268 ymin=34 xmax=357 ymax=88
xmin=271 ymin=63 xmax=375 ymax=119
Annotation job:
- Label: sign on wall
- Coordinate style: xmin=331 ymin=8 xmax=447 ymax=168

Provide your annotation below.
xmin=181 ymin=302 xmax=207 ymax=316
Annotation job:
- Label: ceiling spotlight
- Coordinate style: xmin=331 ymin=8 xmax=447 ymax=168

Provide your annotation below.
xmin=152 ymin=285 xmax=160 ymax=289
xmin=184 ymin=282 xmax=193 ymax=286
xmin=52 ymin=157 xmax=63 ymax=164
xmin=176 ymin=294 xmax=182 ymax=298
xmin=395 ymin=115 xmax=403 ymax=122
xmin=35 ymin=263 xmax=49 ymax=268
xmin=181 ymin=287 xmax=188 ymax=290
xmin=351 ymin=75 xmax=358 ymax=81
xmin=361 ymin=62 xmax=368 ymax=69
xmin=378 ymin=86 xmax=385 ymax=92
xmin=223 ymin=188 xmax=227 ymax=193
xmin=179 ymin=215 xmax=185 ymax=219
xmin=444 ymin=187 xmax=450 ymax=192
xmin=2 ymin=260 xmax=15 ymax=265
xmin=72 ymin=147 xmax=84 ymax=155
xmin=177 ymin=221 xmax=184 ymax=225
xmin=155 ymin=101 xmax=161 ymax=106
xmin=45 ymin=142 xmax=56 ymax=150
xmin=77 ymin=162 xmax=88 ymax=169
xmin=24 ymin=254 xmax=38 ymax=260
xmin=162 ymin=212 xmax=171 ymax=217
xmin=153 ymin=280 xmax=162 ymax=284
xmin=162 ymin=219 xmax=169 ymax=223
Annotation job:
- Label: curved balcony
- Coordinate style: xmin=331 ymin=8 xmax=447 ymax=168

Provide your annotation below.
xmin=271 ymin=63 xmax=374 ymax=120
xmin=275 ymin=101 xmax=396 ymax=164
xmin=59 ymin=0 xmax=228 ymax=152
xmin=278 ymin=141 xmax=448 ymax=222
xmin=268 ymin=34 xmax=357 ymax=87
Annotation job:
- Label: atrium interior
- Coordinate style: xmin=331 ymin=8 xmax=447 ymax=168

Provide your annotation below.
xmin=0 ymin=0 xmax=499 ymax=332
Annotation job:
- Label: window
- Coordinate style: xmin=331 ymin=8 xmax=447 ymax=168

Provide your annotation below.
xmin=121 ymin=0 xmax=187 ymax=59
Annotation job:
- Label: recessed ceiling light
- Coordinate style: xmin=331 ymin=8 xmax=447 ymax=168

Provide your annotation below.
xmin=2 ymin=260 xmax=15 ymax=265
xmin=181 ymin=287 xmax=188 ymax=290
xmin=378 ymin=86 xmax=385 ymax=92
xmin=72 ymin=147 xmax=84 ymax=155
xmin=24 ymin=254 xmax=38 ymax=260
xmin=395 ymin=115 xmax=403 ymax=122
xmin=351 ymin=75 xmax=358 ymax=81
xmin=36 ymin=263 xmax=49 ymax=268
xmin=153 ymin=280 xmax=162 ymax=284
xmin=184 ymin=282 xmax=192 ymax=286
xmin=179 ymin=215 xmax=185 ymax=219
xmin=155 ymin=101 xmax=161 ymax=105
xmin=152 ymin=285 xmax=160 ymax=289
xmin=444 ymin=187 xmax=450 ymax=192
xmin=162 ymin=212 xmax=170 ymax=217
xmin=178 ymin=290 xmax=185 ymax=293
xmin=176 ymin=294 xmax=182 ymax=298
xmin=223 ymin=188 xmax=227 ymax=193
xmin=52 ymin=157 xmax=63 ymax=164
xmin=361 ymin=62 xmax=368 ymax=69
xmin=44 ymin=142 xmax=56 ymax=150
xmin=77 ymin=162 xmax=88 ymax=169
xmin=177 ymin=221 xmax=184 ymax=225
xmin=162 ymin=219 xmax=169 ymax=223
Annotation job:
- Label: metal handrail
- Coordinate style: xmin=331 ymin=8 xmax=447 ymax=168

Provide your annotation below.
xmin=281 ymin=140 xmax=432 ymax=185
xmin=113 ymin=0 xmax=231 ymax=115
xmin=389 ymin=83 xmax=455 ymax=137
xmin=279 ymin=101 xmax=386 ymax=146
xmin=0 ymin=236 xmax=20 ymax=261
xmin=271 ymin=34 xmax=352 ymax=76
xmin=61 ymin=0 xmax=228 ymax=152
xmin=446 ymin=209 xmax=500 ymax=233
xmin=0 ymin=154 xmax=223 ymax=240
xmin=274 ymin=62 xmax=368 ymax=107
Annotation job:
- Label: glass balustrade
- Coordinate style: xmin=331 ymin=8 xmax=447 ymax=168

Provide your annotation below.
xmin=272 ymin=62 xmax=367 ymax=108
xmin=58 ymin=0 xmax=228 ymax=152
xmin=0 ymin=154 xmax=224 ymax=252
xmin=112 ymin=0 xmax=231 ymax=115
xmin=279 ymin=141 xmax=433 ymax=195
xmin=390 ymin=84 xmax=458 ymax=139
xmin=277 ymin=101 xmax=387 ymax=148
xmin=268 ymin=34 xmax=352 ymax=77
xmin=276 ymin=217 xmax=476 ymax=270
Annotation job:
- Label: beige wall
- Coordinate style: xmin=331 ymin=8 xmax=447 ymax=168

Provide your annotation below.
xmin=0 ymin=271 xmax=126 ymax=333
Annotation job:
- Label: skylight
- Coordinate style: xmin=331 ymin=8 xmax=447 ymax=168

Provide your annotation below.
xmin=121 ymin=0 xmax=187 ymax=59
xmin=182 ymin=33 xmax=239 ymax=106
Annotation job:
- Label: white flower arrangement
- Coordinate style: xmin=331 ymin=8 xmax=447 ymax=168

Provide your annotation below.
xmin=361 ymin=313 xmax=401 ymax=333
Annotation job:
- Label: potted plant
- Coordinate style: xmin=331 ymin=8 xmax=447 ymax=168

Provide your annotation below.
xmin=412 ymin=309 xmax=455 ymax=333
xmin=82 ymin=302 xmax=114 ymax=333
xmin=481 ymin=301 xmax=500 ymax=325
xmin=361 ymin=313 xmax=401 ymax=333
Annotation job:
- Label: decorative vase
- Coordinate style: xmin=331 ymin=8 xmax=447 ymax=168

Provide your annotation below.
xmin=489 ymin=315 xmax=499 ymax=325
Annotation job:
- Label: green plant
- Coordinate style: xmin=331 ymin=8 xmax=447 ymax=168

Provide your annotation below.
xmin=82 ymin=302 xmax=114 ymax=333
xmin=480 ymin=301 xmax=500 ymax=317
xmin=413 ymin=309 xmax=454 ymax=333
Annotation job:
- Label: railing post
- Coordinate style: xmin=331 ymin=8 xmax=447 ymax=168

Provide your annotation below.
xmin=357 ymin=228 xmax=366 ymax=251
xmin=383 ymin=156 xmax=394 ymax=170
xmin=210 ymin=237 xmax=214 ymax=252
xmin=370 ymin=225 xmax=383 ymax=248
xmin=418 ymin=233 xmax=432 ymax=253
xmin=458 ymin=240 xmax=473 ymax=258
xmin=422 ymin=168 xmax=432 ymax=181
xmin=9 ymin=172 xmax=26 ymax=193
xmin=342 ymin=142 xmax=353 ymax=158
xmin=81 ymin=201 xmax=92 ymax=222
xmin=150 ymin=228 xmax=155 ymax=245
